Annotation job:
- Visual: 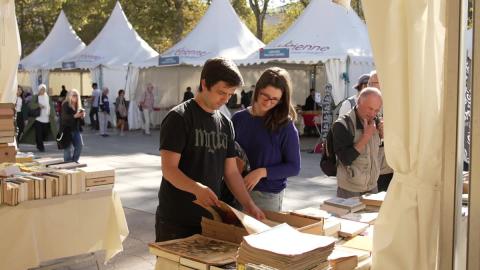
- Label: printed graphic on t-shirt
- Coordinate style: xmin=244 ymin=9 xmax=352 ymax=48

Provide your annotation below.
xmin=194 ymin=129 xmax=228 ymax=153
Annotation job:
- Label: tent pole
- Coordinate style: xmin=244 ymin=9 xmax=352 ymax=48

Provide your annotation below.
xmin=80 ymin=70 xmax=83 ymax=96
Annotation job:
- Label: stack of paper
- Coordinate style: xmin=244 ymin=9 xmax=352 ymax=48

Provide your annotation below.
xmin=237 ymin=223 xmax=335 ymax=270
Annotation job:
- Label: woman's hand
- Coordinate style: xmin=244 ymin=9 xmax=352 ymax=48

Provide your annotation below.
xmin=245 ymin=168 xmax=267 ymax=191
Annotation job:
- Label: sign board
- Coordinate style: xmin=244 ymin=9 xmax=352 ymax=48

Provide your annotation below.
xmin=259 ymin=48 xmax=289 ymax=59
xmin=62 ymin=61 xmax=76 ymax=69
xmin=158 ymin=56 xmax=180 ymax=66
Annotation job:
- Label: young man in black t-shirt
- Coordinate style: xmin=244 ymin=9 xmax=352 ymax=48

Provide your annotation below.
xmin=156 ymin=57 xmax=265 ymax=242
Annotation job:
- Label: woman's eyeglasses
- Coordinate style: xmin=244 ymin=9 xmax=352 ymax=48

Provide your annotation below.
xmin=259 ymin=92 xmax=281 ymax=104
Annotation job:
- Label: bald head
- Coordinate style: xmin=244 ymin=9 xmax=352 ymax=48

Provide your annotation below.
xmin=357 ymin=87 xmax=382 ymax=122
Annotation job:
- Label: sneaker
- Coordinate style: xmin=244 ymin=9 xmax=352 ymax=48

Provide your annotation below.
xmin=101 ymin=134 xmax=109 ymax=137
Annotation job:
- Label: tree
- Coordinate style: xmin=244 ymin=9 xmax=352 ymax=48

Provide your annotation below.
xmin=232 ymin=0 xmax=256 ymax=35
xmin=16 ymin=0 xmax=209 ymax=56
xmin=248 ymin=0 xmax=270 ymax=41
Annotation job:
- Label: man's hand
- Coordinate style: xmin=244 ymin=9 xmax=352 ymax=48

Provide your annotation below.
xmin=377 ymin=119 xmax=384 ymax=139
xmin=245 ymin=168 xmax=266 ymax=191
xmin=362 ymin=118 xmax=376 ymax=139
xmin=193 ymin=183 xmax=220 ymax=209
xmin=244 ymin=201 xmax=266 ymax=220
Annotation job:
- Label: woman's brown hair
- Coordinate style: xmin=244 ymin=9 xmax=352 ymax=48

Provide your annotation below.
xmin=253 ymin=67 xmax=297 ymax=132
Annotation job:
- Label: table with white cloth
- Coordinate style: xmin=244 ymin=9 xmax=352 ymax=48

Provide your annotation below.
xmin=0 ymin=190 xmax=129 ymax=270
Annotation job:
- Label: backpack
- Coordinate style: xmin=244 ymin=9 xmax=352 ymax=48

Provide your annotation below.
xmin=320 ymin=114 xmax=355 ymax=176
xmin=332 ymin=96 xmax=356 ymax=121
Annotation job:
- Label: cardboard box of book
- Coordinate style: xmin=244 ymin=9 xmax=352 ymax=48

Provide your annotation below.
xmin=0 ymin=146 xmax=16 ymax=163
xmin=201 ymin=210 xmax=324 ymax=244
xmin=77 ymin=166 xmax=115 ymax=191
xmin=149 ymin=234 xmax=238 ymax=270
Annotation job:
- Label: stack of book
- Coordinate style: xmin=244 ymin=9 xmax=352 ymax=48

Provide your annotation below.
xmin=149 ymin=234 xmax=239 ymax=270
xmin=78 ymin=166 xmax=115 ymax=192
xmin=320 ymin=197 xmax=366 ymax=216
xmin=0 ymin=103 xmax=16 ymax=163
xmin=360 ymin=192 xmax=386 ymax=211
xmin=0 ymin=162 xmax=117 ymax=206
xmin=237 ymin=223 xmax=336 ymax=270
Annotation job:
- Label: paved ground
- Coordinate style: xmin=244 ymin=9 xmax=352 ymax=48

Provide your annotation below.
xmin=21 ymin=126 xmax=336 ymax=270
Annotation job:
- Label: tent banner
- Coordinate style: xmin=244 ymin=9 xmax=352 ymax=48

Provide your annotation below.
xmin=259 ymin=48 xmax=290 ymax=59
xmin=158 ymin=56 xmax=180 ymax=66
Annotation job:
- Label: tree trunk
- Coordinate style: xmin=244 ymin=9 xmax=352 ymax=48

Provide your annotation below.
xmin=248 ymin=0 xmax=269 ymax=41
xmin=172 ymin=0 xmax=184 ymax=43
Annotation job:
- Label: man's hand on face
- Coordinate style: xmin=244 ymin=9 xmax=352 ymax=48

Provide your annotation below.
xmin=362 ymin=118 xmax=377 ymax=140
xmin=377 ymin=119 xmax=384 ymax=139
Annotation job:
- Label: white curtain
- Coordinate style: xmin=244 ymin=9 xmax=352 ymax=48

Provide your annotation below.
xmin=28 ymin=69 xmax=50 ymax=94
xmin=29 ymin=70 xmax=39 ymax=94
xmin=125 ymin=65 xmax=142 ymax=130
xmin=362 ymin=0 xmax=446 ymax=269
xmin=90 ymin=66 xmax=101 ymax=88
xmin=325 ymin=59 xmax=347 ymax=105
xmin=0 ymin=0 xmax=20 ymax=103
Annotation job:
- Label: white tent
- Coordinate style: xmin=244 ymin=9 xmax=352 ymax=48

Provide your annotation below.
xmin=62 ymin=1 xmax=158 ymax=102
xmin=129 ymin=0 xmax=264 ymax=129
xmin=136 ymin=0 xmax=264 ymax=67
xmin=239 ymin=0 xmax=375 ymax=105
xmin=0 ymin=0 xmax=21 ymax=103
xmin=18 ymin=10 xmax=85 ymax=94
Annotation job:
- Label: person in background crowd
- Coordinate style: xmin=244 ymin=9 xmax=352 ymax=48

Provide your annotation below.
xmin=61 ymin=89 xmax=85 ymax=162
xmin=15 ymin=86 xmax=25 ymax=142
xmin=182 ymin=86 xmax=194 ymax=102
xmin=21 ymin=84 xmax=57 ymax=152
xmin=156 ymin=57 xmax=264 ymax=242
xmin=115 ymin=89 xmax=128 ymax=136
xmin=333 ymin=88 xmax=383 ymax=198
xmin=302 ymin=89 xmax=318 ymax=111
xmin=232 ymin=67 xmax=301 ymax=211
xmin=59 ymin=85 xmax=68 ymax=100
xmin=227 ymin=92 xmax=238 ymax=109
xmin=89 ymin=83 xmax=101 ymax=130
xmin=338 ymin=74 xmax=370 ymax=117
xmin=241 ymin=85 xmax=254 ymax=108
xmin=98 ymin=87 xmax=110 ymax=137
xmin=139 ymin=83 xmax=155 ymax=135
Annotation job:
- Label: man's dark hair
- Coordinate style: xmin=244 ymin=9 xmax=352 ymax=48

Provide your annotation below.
xmin=62 ymin=85 xmax=66 ymax=90
xmin=186 ymin=86 xmax=192 ymax=91
xmin=199 ymin=57 xmax=243 ymax=92
xmin=310 ymin=88 xmax=315 ymax=93
xmin=92 ymin=83 xmax=98 ymax=89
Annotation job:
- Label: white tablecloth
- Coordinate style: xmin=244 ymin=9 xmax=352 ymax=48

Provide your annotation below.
xmin=0 ymin=190 xmax=129 ymax=270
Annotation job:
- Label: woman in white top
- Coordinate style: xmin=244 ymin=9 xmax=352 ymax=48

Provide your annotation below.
xmin=20 ymin=84 xmax=58 ymax=152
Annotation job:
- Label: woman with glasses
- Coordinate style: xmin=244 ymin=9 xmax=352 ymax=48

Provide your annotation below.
xmin=61 ymin=89 xmax=85 ymax=162
xmin=231 ymin=67 xmax=301 ymax=211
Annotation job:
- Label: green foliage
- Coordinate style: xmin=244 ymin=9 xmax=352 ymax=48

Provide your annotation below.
xmin=16 ymin=0 xmax=208 ymax=57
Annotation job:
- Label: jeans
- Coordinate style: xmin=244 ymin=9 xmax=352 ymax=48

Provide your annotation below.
xmin=99 ymin=112 xmax=109 ymax=135
xmin=64 ymin=131 xmax=83 ymax=162
xmin=89 ymin=107 xmax=99 ymax=130
xmin=34 ymin=121 xmax=50 ymax=151
xmin=250 ymin=189 xmax=285 ymax=212
xmin=155 ymin=219 xmax=200 ymax=242
xmin=143 ymin=109 xmax=151 ymax=134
